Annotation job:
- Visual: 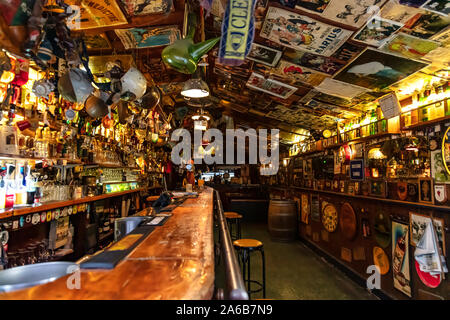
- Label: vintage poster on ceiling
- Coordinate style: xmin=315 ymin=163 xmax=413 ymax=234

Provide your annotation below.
xmin=115 ymin=26 xmax=181 ymax=49
xmin=282 ymin=42 xmax=363 ymax=76
xmin=314 ymin=78 xmax=369 ymax=99
xmin=246 ymin=72 xmax=298 ymax=99
xmin=402 ymin=11 xmax=450 ymax=39
xmin=352 ymin=16 xmax=404 ymax=47
xmin=380 ymin=1 xmax=424 ymax=24
xmin=295 ymin=0 xmax=331 ymax=14
xmin=421 ymin=0 xmax=450 ymax=16
xmin=119 ymin=0 xmax=174 ymax=16
xmin=333 ymin=48 xmax=429 ymax=91
xmin=83 ymin=33 xmax=112 ymax=50
xmin=65 ymin=0 xmax=128 ymax=30
xmin=272 ymin=60 xmax=328 ymax=86
xmin=392 ymin=221 xmax=412 ymax=297
xmin=380 ymin=32 xmax=440 ymax=60
xmin=318 ymin=0 xmax=389 ymax=28
xmin=260 ymin=6 xmax=353 ymax=57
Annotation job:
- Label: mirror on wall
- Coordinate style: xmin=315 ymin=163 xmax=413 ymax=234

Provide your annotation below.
xmin=443 ymin=126 xmax=450 ymax=175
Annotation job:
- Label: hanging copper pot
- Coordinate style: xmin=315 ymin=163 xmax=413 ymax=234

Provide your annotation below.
xmin=140 ymin=86 xmax=161 ymax=109
xmin=85 ymin=93 xmax=108 ymax=118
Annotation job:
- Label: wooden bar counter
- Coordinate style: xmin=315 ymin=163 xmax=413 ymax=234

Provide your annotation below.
xmin=0 ymin=188 xmax=215 ymax=300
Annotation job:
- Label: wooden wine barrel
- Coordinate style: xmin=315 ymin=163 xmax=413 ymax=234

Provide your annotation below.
xmin=268 ymin=200 xmax=297 ymax=242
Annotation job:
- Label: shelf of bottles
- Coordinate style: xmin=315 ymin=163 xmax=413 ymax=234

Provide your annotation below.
xmin=400 ymin=80 xmax=450 ymax=129
xmin=400 ymin=98 xmax=450 ymax=129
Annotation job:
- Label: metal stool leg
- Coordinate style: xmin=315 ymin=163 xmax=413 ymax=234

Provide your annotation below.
xmin=237 ymin=219 xmax=242 ymax=239
xmin=260 ymin=248 xmax=266 ymax=298
xmin=247 ymin=250 xmax=251 ymax=299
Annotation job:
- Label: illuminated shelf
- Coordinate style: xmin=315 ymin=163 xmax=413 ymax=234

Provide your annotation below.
xmin=0 ymin=188 xmax=145 ymax=220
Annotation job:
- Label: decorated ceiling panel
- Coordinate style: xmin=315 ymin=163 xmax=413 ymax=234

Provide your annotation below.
xmin=0 ymin=0 xmax=449 ymax=143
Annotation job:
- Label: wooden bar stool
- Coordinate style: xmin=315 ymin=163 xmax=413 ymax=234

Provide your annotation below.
xmin=224 ymin=211 xmax=242 ymax=240
xmin=233 ymin=239 xmax=266 ymax=299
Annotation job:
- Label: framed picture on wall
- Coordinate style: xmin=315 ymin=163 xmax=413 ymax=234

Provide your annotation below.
xmin=418 ymin=178 xmax=434 ymax=204
xmin=301 ymin=193 xmax=310 ymax=224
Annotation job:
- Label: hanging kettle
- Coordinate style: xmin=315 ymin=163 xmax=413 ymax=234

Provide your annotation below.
xmin=120 ymin=67 xmax=147 ymax=102
xmin=161 ymin=13 xmax=219 ymax=74
xmin=58 ymin=68 xmax=93 ymax=103
xmin=139 ymin=85 xmax=161 ymax=109
xmin=84 ymin=91 xmax=109 ymax=118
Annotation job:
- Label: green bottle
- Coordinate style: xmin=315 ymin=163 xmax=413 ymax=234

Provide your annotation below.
xmin=161 ymin=13 xmax=219 ymax=74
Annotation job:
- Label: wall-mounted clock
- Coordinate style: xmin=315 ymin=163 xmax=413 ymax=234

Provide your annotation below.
xmin=322 ymin=203 xmax=338 ymax=233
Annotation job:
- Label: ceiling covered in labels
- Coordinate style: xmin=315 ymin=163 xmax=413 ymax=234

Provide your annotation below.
xmin=2 ymin=0 xmax=448 ymax=142
xmin=204 ymin=0 xmax=450 ymax=135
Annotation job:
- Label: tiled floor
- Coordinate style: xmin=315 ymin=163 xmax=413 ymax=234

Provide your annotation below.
xmin=216 ymin=222 xmax=378 ymax=300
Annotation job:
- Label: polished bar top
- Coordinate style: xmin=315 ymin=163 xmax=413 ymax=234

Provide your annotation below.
xmin=0 ymin=188 xmax=215 ymax=300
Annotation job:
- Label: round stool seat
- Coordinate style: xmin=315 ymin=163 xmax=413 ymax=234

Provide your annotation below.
xmin=146 ymin=195 xmax=160 ymax=202
xmin=233 ymin=239 xmax=263 ymax=249
xmin=225 ymin=211 xmax=243 ymax=219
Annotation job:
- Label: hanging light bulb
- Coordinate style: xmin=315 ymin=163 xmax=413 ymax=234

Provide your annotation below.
xmin=181 ymin=79 xmax=210 ymax=98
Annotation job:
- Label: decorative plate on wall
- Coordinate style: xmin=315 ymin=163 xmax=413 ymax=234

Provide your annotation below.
xmin=373 ymin=246 xmax=390 ymax=275
xmin=322 ymin=203 xmax=338 ymax=233
xmin=340 ymin=202 xmax=357 ymax=240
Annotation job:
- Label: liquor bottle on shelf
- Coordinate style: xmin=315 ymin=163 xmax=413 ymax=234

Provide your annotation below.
xmin=0 ymin=165 xmax=5 ymax=210
xmin=5 ymin=164 xmax=15 ymax=209
xmin=26 ymin=165 xmax=36 ymax=205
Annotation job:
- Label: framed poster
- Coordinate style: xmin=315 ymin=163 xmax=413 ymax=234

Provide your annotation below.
xmin=392 ymin=221 xmax=412 ymax=297
xmin=319 ymin=0 xmax=389 ymax=28
xmin=295 ymin=0 xmax=331 ymax=14
xmin=272 ymin=60 xmax=328 ymax=86
xmin=119 ymin=0 xmax=173 ymax=16
xmin=418 ymin=178 xmax=434 ymax=204
xmin=115 ymin=26 xmax=181 ymax=49
xmin=260 ymin=6 xmax=353 ymax=57
xmin=421 ymin=0 xmax=450 ymax=16
xmin=283 ymin=48 xmax=349 ymax=76
xmin=65 ymin=0 xmax=128 ymax=30
xmin=333 ymin=48 xmax=428 ymax=91
xmin=84 ymin=33 xmax=112 ymax=50
xmin=431 ymin=150 xmax=450 ymax=183
xmin=301 ymin=193 xmax=310 ymax=224
xmin=353 ymin=16 xmax=403 ymax=47
xmin=381 ymin=1 xmax=424 ymax=24
xmin=246 ymin=43 xmax=282 ymax=67
xmin=403 ymin=12 xmax=450 ymax=39
xmin=246 ymin=72 xmax=297 ymax=99
xmin=409 ymin=212 xmax=432 ymax=246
